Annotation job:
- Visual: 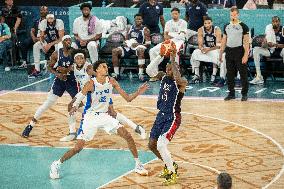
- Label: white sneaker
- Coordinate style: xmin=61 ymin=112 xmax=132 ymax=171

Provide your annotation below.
xmin=135 ymin=125 xmax=147 ymax=139
xmin=249 ymin=75 xmax=264 ymax=85
xmin=60 ymin=133 xmax=76 ymax=142
xmin=210 ymin=75 xmax=216 ymax=83
xmin=135 ymin=162 xmax=148 ymax=176
xmin=4 ymin=67 xmax=11 ymax=72
xmin=50 ymin=160 xmax=61 ymax=179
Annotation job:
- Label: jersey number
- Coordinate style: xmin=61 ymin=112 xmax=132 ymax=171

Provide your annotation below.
xmin=99 ymin=96 xmax=107 ymax=102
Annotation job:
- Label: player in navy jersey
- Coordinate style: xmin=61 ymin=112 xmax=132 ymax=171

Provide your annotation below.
xmin=22 ymin=35 xmax=78 ymax=139
xmin=112 ymin=13 xmax=151 ymax=81
xmin=148 ymin=50 xmax=188 ymax=185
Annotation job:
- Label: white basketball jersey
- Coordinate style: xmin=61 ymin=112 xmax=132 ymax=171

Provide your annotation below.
xmin=87 ymin=77 xmax=113 ymax=113
xmin=74 ymin=62 xmax=92 ymax=89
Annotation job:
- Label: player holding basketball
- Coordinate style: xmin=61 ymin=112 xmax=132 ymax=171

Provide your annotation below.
xmin=146 ymin=7 xmax=187 ymax=79
xmin=22 ymin=35 xmax=78 ymax=140
xmin=62 ymin=50 xmax=146 ymax=141
xmin=148 ymin=51 xmax=188 ymax=185
xmin=49 ymin=60 xmax=149 ymax=179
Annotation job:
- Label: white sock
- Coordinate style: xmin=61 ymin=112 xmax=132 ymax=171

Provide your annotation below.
xmin=114 ymin=67 xmax=119 ymax=75
xmin=116 ymin=112 xmax=137 ymax=130
xmin=138 ymin=68 xmax=144 ymax=75
xmin=213 ymin=67 xmax=218 ymax=76
xmin=194 ymin=67 xmax=200 ymax=76
xmin=57 ymin=159 xmax=62 ymax=165
xmin=134 ymin=158 xmax=140 ymax=165
xmin=157 ymin=137 xmax=175 ymax=173
xmin=35 ymin=62 xmax=40 ymax=72
xmin=68 ymin=115 xmax=76 ymax=133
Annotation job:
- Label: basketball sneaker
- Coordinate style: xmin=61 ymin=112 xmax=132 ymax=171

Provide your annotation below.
xmin=134 ymin=162 xmax=148 ymax=176
xmin=210 ymin=75 xmax=216 ymax=84
xmin=163 ymin=172 xmax=178 ymax=185
xmin=22 ymin=124 xmax=33 ymax=138
xmin=60 ymin=133 xmax=77 ymax=142
xmin=50 ymin=160 xmax=61 ymax=179
xmin=191 ymin=75 xmax=201 ymax=84
xmin=135 ymin=125 xmax=147 ymax=139
xmin=159 ymin=162 xmax=178 ymax=178
xmin=249 ymin=75 xmax=264 ymax=85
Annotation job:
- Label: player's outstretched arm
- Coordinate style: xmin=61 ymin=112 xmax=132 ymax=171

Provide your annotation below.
xmin=170 ymin=54 xmax=188 ymax=93
xmin=109 ymin=77 xmax=149 ymax=102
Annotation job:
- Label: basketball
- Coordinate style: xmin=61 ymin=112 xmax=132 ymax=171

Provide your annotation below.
xmin=160 ymin=39 xmax=177 ymax=57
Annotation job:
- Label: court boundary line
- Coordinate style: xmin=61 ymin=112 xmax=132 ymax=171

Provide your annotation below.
xmin=0 ymin=90 xmax=284 ymax=103
xmin=121 ymin=104 xmax=284 ymax=189
xmin=0 ymin=96 xmax=283 ymax=188
xmin=0 ymin=77 xmax=49 ymax=97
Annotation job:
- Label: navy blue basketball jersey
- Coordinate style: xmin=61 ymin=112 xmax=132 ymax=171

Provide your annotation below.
xmin=46 ymin=21 xmax=59 ymax=42
xmin=202 ymin=26 xmax=217 ymax=48
xmin=128 ymin=25 xmax=145 ymax=44
xmin=54 ymin=48 xmax=75 ymax=80
xmin=157 ymin=76 xmax=184 ymax=113
xmin=276 ymin=26 xmax=284 ymax=45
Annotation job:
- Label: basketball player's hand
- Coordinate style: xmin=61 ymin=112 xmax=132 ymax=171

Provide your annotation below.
xmin=56 ymin=73 xmax=67 ymax=81
xmin=131 ymin=43 xmax=139 ymax=48
xmin=43 ymin=43 xmax=52 ymax=53
xmin=138 ymin=82 xmax=150 ymax=95
xmin=109 ymin=77 xmax=119 ymax=88
xmin=69 ymin=106 xmax=77 ymax=116
xmin=242 ymin=55 xmax=248 ymax=65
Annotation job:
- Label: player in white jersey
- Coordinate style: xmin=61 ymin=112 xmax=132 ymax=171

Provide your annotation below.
xmin=146 ymin=7 xmax=187 ymax=79
xmin=59 ymin=50 xmax=146 ymax=142
xmin=50 ymin=60 xmax=149 ymax=179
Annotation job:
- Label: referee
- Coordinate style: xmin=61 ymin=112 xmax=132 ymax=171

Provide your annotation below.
xmin=220 ymin=8 xmax=250 ymax=101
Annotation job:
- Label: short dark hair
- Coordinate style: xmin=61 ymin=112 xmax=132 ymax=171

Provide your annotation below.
xmin=93 ymin=59 xmax=107 ymax=71
xmin=171 ymin=7 xmax=180 ymax=13
xmin=217 ymin=172 xmax=232 ymax=189
xmin=80 ymin=3 xmax=92 ymax=10
xmin=230 ymin=7 xmax=239 ymax=13
xmin=72 ymin=49 xmax=86 ymax=60
xmin=272 ymin=16 xmax=280 ymax=22
xmin=204 ymin=16 xmax=212 ymax=22
xmin=134 ymin=13 xmax=143 ymax=18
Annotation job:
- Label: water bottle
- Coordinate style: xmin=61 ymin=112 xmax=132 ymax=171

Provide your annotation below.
xmin=102 ymin=0 xmax=106 ymax=7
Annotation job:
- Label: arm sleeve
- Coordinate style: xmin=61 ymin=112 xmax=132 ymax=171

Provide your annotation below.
xmin=223 ymin=24 xmax=228 ymax=35
xmin=56 ymin=19 xmax=65 ymax=30
xmin=241 ymin=23 xmax=249 ymax=35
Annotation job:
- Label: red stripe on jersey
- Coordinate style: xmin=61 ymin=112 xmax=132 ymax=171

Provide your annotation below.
xmin=166 ymin=113 xmax=181 ymax=141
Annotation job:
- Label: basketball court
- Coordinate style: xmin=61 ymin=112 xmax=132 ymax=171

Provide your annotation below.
xmin=0 ymin=73 xmax=284 ymax=189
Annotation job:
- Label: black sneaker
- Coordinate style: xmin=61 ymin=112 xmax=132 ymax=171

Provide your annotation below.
xmin=22 ymin=124 xmax=33 ymax=138
xmin=241 ymin=95 xmax=248 ymax=101
xmin=224 ymin=95 xmax=236 ymax=101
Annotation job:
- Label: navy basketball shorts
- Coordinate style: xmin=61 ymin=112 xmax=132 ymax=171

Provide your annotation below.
xmin=150 ymin=111 xmax=181 ymax=141
xmin=51 ymin=77 xmax=78 ymax=98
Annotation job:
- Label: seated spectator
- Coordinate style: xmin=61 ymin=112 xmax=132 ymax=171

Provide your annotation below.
xmin=111 ymin=13 xmax=151 ymax=81
xmin=250 ymin=16 xmax=284 ymax=85
xmin=31 ymin=13 xmax=64 ymax=77
xmin=216 ymin=172 xmax=232 ymax=189
xmin=1 ymin=0 xmax=22 ymax=65
xmin=146 ymin=8 xmax=187 ymax=79
xmin=0 ymin=13 xmax=13 ymax=71
xmin=18 ymin=6 xmax=48 ymax=68
xmin=190 ymin=16 xmax=226 ymax=87
xmin=211 ymin=0 xmax=237 ymax=8
xmin=73 ymin=3 xmax=102 ymax=63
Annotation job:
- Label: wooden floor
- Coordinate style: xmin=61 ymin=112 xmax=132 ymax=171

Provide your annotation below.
xmin=0 ymin=92 xmax=283 ymax=189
